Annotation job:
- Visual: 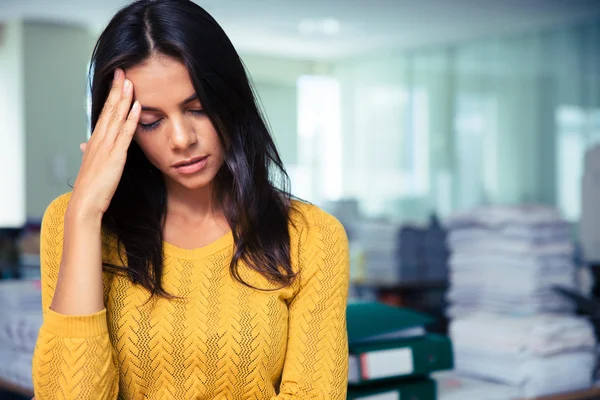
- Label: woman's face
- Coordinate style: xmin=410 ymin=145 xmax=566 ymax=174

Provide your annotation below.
xmin=125 ymin=55 xmax=224 ymax=193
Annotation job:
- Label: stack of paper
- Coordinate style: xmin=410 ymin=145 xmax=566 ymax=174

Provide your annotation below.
xmin=435 ymin=371 xmax=520 ymax=400
xmin=349 ymin=218 xmax=449 ymax=284
xmin=0 ymin=280 xmax=43 ymax=391
xmin=349 ymin=220 xmax=406 ymax=283
xmin=445 ymin=205 xmax=576 ymax=316
xmin=444 ymin=205 xmax=595 ymax=398
xmin=450 ymin=312 xmax=596 ymax=397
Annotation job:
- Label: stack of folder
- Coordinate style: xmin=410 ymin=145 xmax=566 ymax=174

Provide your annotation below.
xmin=347 ymin=301 xmax=454 ymax=399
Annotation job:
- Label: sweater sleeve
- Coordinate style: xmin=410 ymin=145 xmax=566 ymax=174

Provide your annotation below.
xmin=31 ymin=193 xmax=119 ymax=400
xmin=274 ymin=207 xmax=350 ymax=399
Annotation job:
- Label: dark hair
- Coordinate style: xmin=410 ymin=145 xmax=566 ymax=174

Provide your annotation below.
xmin=90 ymin=0 xmax=297 ymax=299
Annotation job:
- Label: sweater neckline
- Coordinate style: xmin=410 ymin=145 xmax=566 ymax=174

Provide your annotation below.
xmin=162 ymin=230 xmax=234 ymax=260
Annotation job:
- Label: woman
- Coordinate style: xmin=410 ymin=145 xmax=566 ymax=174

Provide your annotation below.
xmin=30 ymin=0 xmax=350 ymax=398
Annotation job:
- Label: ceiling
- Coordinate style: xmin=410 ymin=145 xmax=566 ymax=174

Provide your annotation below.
xmin=1 ymin=0 xmax=600 ymax=59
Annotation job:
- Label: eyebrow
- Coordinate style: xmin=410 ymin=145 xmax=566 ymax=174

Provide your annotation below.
xmin=139 ymin=94 xmax=199 ymax=112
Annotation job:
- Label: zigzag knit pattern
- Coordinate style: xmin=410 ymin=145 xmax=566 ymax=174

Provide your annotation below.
xmin=31 ymin=192 xmax=350 ymax=399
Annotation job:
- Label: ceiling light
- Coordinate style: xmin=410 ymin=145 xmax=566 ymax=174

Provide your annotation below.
xmin=322 ymin=18 xmax=340 ymax=35
xmin=298 ymin=18 xmax=341 ymax=36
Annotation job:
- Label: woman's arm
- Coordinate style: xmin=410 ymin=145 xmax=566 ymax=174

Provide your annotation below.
xmin=32 ymin=70 xmax=139 ymax=399
xmin=31 ymin=193 xmax=119 ymax=400
xmin=48 ymin=197 xmax=104 ymax=316
xmin=274 ymin=209 xmax=350 ymax=399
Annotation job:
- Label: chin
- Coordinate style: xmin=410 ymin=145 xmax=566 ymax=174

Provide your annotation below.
xmin=166 ymin=173 xmax=216 ymax=191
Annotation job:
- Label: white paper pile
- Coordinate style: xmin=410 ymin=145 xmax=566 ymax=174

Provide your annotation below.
xmin=0 ymin=280 xmax=43 ymax=391
xmin=444 ymin=205 xmax=595 ymax=398
xmin=0 ymin=348 xmax=34 ymax=390
xmin=349 ymin=218 xmax=447 ymax=284
xmin=349 ymin=219 xmax=404 ymax=282
xmin=446 ymin=205 xmax=576 ymax=316
xmin=450 ymin=312 xmax=596 ymax=397
xmin=436 ymin=371 xmax=520 ymax=400
xmin=447 ymin=252 xmax=576 ymax=316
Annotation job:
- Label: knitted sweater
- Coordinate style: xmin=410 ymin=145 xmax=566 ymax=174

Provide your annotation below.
xmin=31 ymin=192 xmax=350 ymax=399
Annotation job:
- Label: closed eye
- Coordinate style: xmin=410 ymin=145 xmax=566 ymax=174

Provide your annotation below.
xmin=138 ymin=110 xmax=205 ymax=132
xmin=139 ymin=119 xmax=163 ymax=131
xmin=189 ymin=109 xmax=206 ymax=116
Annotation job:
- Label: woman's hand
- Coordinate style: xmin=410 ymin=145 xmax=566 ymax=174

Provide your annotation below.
xmin=70 ymin=68 xmax=141 ymax=218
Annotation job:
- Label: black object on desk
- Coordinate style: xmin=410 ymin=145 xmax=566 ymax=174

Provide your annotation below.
xmin=553 ymin=285 xmax=600 ymax=340
xmin=0 ymin=389 xmax=29 ymax=400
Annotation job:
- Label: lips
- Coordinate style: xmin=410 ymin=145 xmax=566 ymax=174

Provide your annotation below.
xmin=172 ymin=156 xmax=207 ymax=168
xmin=172 ymin=155 xmax=209 ymax=175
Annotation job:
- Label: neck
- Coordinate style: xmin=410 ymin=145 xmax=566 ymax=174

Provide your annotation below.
xmin=164 ymin=181 xmax=222 ymax=223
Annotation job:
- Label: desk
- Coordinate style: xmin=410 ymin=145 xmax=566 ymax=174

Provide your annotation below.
xmin=527 ymin=386 xmax=600 ymax=400
xmin=437 ymin=371 xmax=600 ymax=400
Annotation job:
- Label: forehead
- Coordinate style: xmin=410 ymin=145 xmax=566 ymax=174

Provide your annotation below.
xmin=125 ymin=55 xmax=196 ymax=104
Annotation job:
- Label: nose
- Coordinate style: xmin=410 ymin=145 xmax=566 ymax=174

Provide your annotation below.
xmin=169 ymin=116 xmax=198 ymax=150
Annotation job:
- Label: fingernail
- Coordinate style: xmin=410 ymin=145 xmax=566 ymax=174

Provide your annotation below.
xmin=114 ymin=69 xmax=120 ymax=80
xmin=123 ymin=80 xmax=130 ymax=92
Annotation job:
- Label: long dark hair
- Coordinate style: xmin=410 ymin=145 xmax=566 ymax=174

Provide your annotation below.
xmin=90 ymin=0 xmax=297 ymax=299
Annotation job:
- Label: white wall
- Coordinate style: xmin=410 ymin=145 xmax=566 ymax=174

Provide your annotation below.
xmin=0 ymin=21 xmax=25 ymax=228
xmin=23 ymin=22 xmax=95 ymax=219
xmin=0 ymin=20 xmax=95 ymax=224
xmin=242 ymin=54 xmax=322 ymax=86
xmin=241 ymin=53 xmax=332 ymax=173
xmin=254 ymin=82 xmax=298 ymax=165
xmin=330 ymin=22 xmax=600 ymax=221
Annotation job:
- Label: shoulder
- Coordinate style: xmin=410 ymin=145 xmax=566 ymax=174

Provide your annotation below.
xmin=289 ymin=199 xmax=348 ymax=247
xmin=39 ymin=193 xmax=73 ymax=264
xmin=42 ymin=192 xmax=73 ymax=227
xmin=288 ymin=200 xmax=350 ymax=285
xmin=42 ymin=192 xmax=121 ymax=265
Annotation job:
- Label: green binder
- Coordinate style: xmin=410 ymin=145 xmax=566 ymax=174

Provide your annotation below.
xmin=348 ymin=334 xmax=453 ymax=385
xmin=347 ymin=301 xmax=434 ymax=344
xmin=347 ymin=378 xmax=436 ymax=400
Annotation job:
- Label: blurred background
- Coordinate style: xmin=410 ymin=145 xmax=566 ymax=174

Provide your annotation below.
xmin=2 ymin=0 xmax=600 ymax=399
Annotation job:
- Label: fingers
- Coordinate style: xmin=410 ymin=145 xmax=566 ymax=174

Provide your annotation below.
xmin=116 ymin=100 xmax=141 ymax=148
xmin=80 ymin=142 xmax=87 ymax=153
xmin=105 ymin=77 xmax=134 ymax=143
xmin=93 ymin=68 xmax=126 ymax=140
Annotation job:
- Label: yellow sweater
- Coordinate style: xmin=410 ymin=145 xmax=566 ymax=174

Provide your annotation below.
xmin=31 ymin=192 xmax=350 ymax=399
